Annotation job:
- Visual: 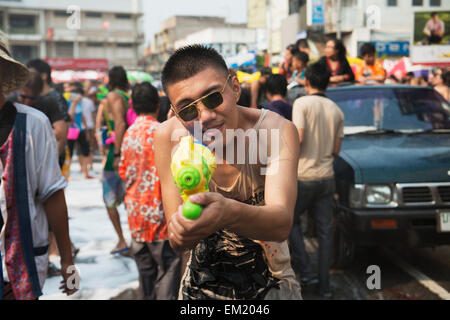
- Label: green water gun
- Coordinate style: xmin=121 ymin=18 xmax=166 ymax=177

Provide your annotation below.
xmin=171 ymin=136 xmax=216 ymax=219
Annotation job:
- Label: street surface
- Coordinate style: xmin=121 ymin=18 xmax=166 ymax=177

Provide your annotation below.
xmin=40 ymin=160 xmax=139 ymax=300
xmin=301 ymin=236 xmax=450 ymax=300
xmin=39 ymin=159 xmax=450 ymax=300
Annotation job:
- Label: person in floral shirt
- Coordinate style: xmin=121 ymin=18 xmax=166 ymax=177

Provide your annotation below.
xmin=119 ymin=82 xmax=180 ymax=300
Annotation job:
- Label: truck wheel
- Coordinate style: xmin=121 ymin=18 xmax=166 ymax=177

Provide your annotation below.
xmin=333 ymin=223 xmax=355 ymax=268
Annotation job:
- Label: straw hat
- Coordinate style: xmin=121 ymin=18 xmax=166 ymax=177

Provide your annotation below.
xmin=0 ymin=31 xmax=30 ymax=94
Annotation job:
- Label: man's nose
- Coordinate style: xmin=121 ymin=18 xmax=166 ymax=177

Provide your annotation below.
xmin=198 ymin=103 xmax=217 ymax=122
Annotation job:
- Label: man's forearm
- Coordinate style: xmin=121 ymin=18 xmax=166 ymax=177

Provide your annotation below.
xmin=226 ymin=199 xmax=292 ymax=242
xmin=44 ymin=189 xmax=73 ymax=264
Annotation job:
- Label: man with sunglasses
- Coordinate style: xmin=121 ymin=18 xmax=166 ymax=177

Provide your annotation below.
xmin=155 ymin=45 xmax=302 ymax=300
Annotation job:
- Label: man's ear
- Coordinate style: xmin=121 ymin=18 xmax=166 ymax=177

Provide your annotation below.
xmin=41 ymin=73 xmax=48 ymax=83
xmin=231 ymin=76 xmax=241 ymax=102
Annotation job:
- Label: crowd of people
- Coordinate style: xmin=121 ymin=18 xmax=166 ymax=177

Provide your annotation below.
xmin=1 ymin=28 xmax=450 ymax=301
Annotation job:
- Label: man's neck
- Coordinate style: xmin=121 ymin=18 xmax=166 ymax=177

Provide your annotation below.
xmin=269 ymin=94 xmax=285 ymax=102
xmin=307 ymin=88 xmax=325 ymax=96
xmin=42 ymin=83 xmax=52 ymax=95
xmin=141 ymin=112 xmax=158 ymax=119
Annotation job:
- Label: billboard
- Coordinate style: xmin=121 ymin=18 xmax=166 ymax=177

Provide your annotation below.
xmin=307 ymin=0 xmax=325 ymax=26
xmin=411 ymin=10 xmax=450 ymax=66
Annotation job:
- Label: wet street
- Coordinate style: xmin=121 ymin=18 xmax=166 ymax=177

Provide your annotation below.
xmin=39 ymin=160 xmax=450 ymax=300
xmin=301 ymin=236 xmax=450 ymax=300
xmin=40 ymin=160 xmax=139 ymax=300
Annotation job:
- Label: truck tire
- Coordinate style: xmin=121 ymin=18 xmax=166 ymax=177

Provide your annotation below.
xmin=333 ymin=219 xmax=355 ymax=268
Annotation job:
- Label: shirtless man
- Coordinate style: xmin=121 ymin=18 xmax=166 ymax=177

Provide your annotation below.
xmin=154 ymin=45 xmax=302 ymax=300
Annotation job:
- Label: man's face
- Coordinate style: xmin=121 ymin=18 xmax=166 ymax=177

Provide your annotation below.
xmin=291 ymin=58 xmax=304 ymax=72
xmin=432 ymin=14 xmax=438 ymax=22
xmin=167 ymin=67 xmax=240 ymax=147
xmin=18 ymin=87 xmax=39 ymax=106
xmin=363 ymin=53 xmax=375 ymax=65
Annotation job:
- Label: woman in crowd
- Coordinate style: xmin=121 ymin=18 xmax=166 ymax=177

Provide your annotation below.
xmin=317 ymin=38 xmax=355 ymax=86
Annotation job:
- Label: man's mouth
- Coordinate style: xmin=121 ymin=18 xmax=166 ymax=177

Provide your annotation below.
xmin=203 ymin=123 xmax=224 ymax=137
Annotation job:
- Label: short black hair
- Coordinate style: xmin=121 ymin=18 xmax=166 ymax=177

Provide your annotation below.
xmin=259 ymin=66 xmax=273 ymax=77
xmin=305 ymin=62 xmax=330 ymax=91
xmin=286 ymin=44 xmax=296 ymax=52
xmin=292 ymin=51 xmax=309 ymax=66
xmin=296 ymin=39 xmax=309 ymax=49
xmin=27 ymin=59 xmax=52 ymax=85
xmin=443 ymin=71 xmax=450 ymax=87
xmin=132 ymin=82 xmax=159 ymax=115
xmin=431 ymin=12 xmax=438 ymax=17
xmin=360 ymin=42 xmax=376 ymax=57
xmin=162 ymin=45 xmax=229 ymax=95
xmin=266 ymin=74 xmax=287 ymax=97
xmin=108 ymin=66 xmax=129 ymax=91
xmin=70 ymin=81 xmax=84 ymax=95
xmin=327 ymin=38 xmax=347 ymax=61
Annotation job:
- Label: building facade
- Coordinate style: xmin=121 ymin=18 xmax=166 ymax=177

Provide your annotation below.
xmin=325 ymin=0 xmax=449 ymax=57
xmin=143 ymin=16 xmax=230 ymax=75
xmin=0 ymin=0 xmax=144 ymax=69
xmin=174 ymin=25 xmax=256 ymax=58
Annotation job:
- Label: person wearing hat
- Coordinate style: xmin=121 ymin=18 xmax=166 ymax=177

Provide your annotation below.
xmin=0 ymin=32 xmax=78 ymax=299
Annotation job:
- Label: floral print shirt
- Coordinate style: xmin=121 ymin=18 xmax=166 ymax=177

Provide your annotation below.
xmin=119 ymin=115 xmax=167 ymax=242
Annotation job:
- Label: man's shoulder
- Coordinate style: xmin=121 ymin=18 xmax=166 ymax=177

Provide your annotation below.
xmin=293 ymin=94 xmax=324 ymax=106
xmin=15 ymin=103 xmax=48 ymax=120
xmin=260 ymin=108 xmax=295 ymax=132
xmin=14 ymin=103 xmax=53 ymax=130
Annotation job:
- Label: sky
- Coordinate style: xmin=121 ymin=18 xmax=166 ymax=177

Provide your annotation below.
xmin=142 ymin=0 xmax=248 ymax=46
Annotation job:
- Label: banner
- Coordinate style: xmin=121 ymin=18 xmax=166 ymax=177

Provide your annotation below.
xmin=411 ymin=10 xmax=450 ymax=65
xmin=45 ymin=58 xmax=109 ymax=71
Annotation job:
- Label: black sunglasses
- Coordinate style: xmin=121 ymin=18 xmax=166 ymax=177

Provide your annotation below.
xmin=172 ymin=74 xmax=231 ymax=122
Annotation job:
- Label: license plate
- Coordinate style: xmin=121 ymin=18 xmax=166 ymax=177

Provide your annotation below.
xmin=437 ymin=211 xmax=450 ymax=233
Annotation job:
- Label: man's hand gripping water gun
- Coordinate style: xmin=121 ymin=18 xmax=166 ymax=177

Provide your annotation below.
xmin=171 ymin=136 xmax=216 ymax=219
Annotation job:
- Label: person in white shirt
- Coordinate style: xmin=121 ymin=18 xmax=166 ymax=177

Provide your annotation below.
xmin=0 ymin=32 xmax=78 ymax=300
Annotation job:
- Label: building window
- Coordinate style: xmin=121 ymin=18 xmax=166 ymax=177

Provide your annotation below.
xmin=412 ymin=0 xmax=423 ymax=6
xmin=87 ymin=42 xmax=103 ymax=47
xmin=55 ymin=42 xmax=74 ymax=58
xmin=11 ymin=45 xmax=38 ymax=64
xmin=289 ymin=0 xmax=305 ymax=15
xmin=429 ymin=0 xmax=441 ymax=6
xmin=387 ymin=0 xmax=397 ymax=6
xmin=54 ymin=11 xmax=70 ymax=17
xmin=0 ymin=12 xmax=3 ymax=32
xmin=115 ymin=14 xmax=131 ymax=19
xmin=85 ymin=12 xmax=102 ymax=18
xmin=9 ymin=14 xmax=36 ymax=34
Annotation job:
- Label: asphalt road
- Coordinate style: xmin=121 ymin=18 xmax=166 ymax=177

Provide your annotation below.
xmin=301 ymin=236 xmax=450 ymax=300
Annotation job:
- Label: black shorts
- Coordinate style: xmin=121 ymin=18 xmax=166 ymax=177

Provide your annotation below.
xmin=68 ymin=130 xmax=90 ymax=158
